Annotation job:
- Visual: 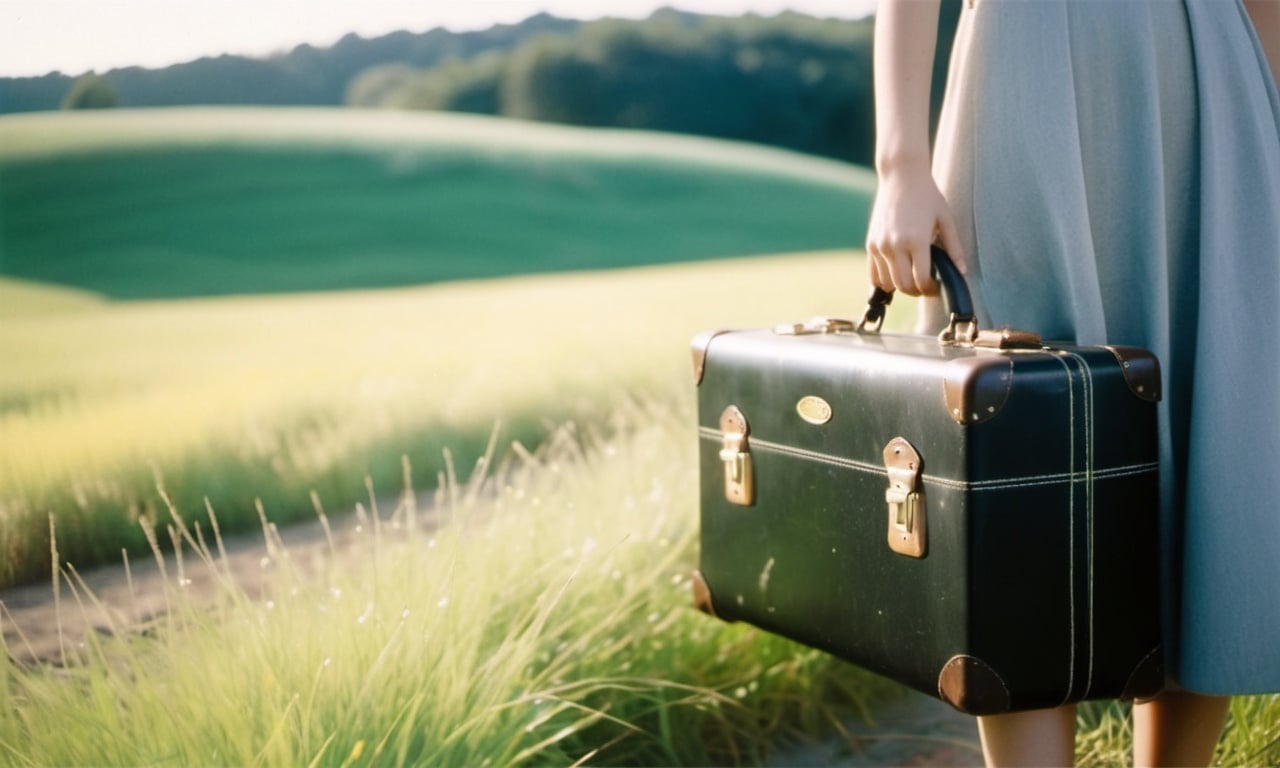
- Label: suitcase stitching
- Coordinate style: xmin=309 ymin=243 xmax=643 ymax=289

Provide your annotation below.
xmin=1055 ymin=351 xmax=1080 ymax=704
xmin=1061 ymin=350 xmax=1099 ymax=702
xmin=959 ymin=464 xmax=1155 ymax=490
xmin=1079 ymin=352 xmax=1098 ymax=700
xmin=1049 ymin=350 xmax=1101 ymax=705
xmin=697 ymin=427 xmax=1155 ymax=491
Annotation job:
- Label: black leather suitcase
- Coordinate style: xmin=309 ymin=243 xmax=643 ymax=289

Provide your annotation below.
xmin=691 ymin=249 xmax=1165 ymax=714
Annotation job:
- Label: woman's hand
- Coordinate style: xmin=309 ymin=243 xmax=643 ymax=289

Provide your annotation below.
xmin=865 ymin=158 xmax=966 ymax=297
xmin=867 ymin=0 xmax=964 ymax=298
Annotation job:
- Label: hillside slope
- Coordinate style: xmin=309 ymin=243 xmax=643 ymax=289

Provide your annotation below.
xmin=0 ymin=108 xmax=874 ymax=299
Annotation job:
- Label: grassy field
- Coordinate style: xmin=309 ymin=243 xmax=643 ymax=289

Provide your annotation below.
xmin=0 ymin=252 xmax=878 ymax=590
xmin=2 ymin=108 xmax=1276 ymax=766
xmin=1 ymin=106 xmax=879 ymax=584
xmin=0 ymin=108 xmax=873 ymax=299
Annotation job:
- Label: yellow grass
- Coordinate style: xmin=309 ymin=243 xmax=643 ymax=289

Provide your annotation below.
xmin=0 ymin=250 xmax=867 ymax=483
xmin=1 ymin=250 xmax=906 ymax=585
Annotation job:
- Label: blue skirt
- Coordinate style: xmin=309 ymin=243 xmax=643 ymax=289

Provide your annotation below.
xmin=932 ymin=0 xmax=1280 ymax=694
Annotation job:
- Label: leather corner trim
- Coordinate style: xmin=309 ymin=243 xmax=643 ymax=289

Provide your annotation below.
xmin=943 ymin=356 xmax=1014 ymax=425
xmin=691 ymin=330 xmax=732 ymax=386
xmin=1105 ymin=346 xmax=1162 ymax=403
xmin=692 ymin=570 xmax=730 ymax=621
xmin=937 ymin=654 xmax=1012 ymax=715
xmin=1120 ymin=645 xmax=1165 ymax=702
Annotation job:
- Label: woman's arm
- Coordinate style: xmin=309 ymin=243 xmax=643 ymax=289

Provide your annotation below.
xmin=865 ymin=0 xmax=964 ymax=297
xmin=1244 ymin=0 xmax=1280 ymax=89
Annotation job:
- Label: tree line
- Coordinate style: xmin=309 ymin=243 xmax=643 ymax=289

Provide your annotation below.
xmin=1 ymin=8 xmax=960 ymax=166
xmin=347 ymin=11 xmax=882 ymax=163
xmin=0 ymin=13 xmax=579 ymax=113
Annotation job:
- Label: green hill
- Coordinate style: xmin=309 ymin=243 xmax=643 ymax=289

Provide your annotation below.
xmin=0 ymin=107 xmax=874 ymax=299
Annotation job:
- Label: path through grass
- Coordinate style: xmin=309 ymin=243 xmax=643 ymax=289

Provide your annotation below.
xmin=1 ymin=405 xmax=896 ymax=766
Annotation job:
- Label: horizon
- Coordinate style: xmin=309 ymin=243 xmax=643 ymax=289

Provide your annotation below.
xmin=0 ymin=0 xmax=877 ymax=79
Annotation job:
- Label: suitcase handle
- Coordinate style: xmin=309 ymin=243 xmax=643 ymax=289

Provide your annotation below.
xmin=857 ymin=245 xmax=978 ymax=343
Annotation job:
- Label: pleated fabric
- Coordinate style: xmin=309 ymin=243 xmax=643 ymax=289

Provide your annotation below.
xmin=932 ymin=0 xmax=1280 ymax=694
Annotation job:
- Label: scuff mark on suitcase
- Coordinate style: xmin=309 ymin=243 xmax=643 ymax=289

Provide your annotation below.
xmin=759 ymin=557 xmax=776 ymax=592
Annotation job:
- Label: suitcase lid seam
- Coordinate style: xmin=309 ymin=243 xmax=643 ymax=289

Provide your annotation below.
xmin=698 ymin=428 xmax=1157 ymax=491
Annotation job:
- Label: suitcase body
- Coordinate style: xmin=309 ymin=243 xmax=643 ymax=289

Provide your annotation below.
xmin=692 ymin=311 xmax=1165 ymax=714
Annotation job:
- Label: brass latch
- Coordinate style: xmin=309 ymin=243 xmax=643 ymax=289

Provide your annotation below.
xmin=719 ymin=405 xmax=754 ymax=506
xmin=884 ymin=437 xmax=927 ymax=558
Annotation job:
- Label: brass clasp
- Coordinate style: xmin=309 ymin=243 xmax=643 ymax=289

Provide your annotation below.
xmin=719 ymin=405 xmax=754 ymax=506
xmin=884 ymin=437 xmax=927 ymax=558
xmin=938 ymin=313 xmax=980 ymax=345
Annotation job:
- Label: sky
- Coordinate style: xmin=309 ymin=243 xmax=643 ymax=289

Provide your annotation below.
xmin=0 ymin=1 xmax=878 ymax=79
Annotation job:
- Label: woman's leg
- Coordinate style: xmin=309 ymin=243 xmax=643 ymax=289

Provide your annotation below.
xmin=977 ymin=705 xmax=1077 ymax=767
xmin=1132 ymin=690 xmax=1230 ymax=767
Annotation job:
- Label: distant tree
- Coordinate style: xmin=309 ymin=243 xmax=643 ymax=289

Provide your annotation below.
xmin=61 ymin=73 xmax=119 ymax=109
xmin=347 ymin=54 xmax=504 ymax=113
xmin=501 ymin=35 xmax=603 ymax=124
xmin=494 ymin=14 xmax=879 ymax=164
xmin=430 ymin=53 xmax=506 ymax=113
xmin=346 ymin=64 xmax=424 ymax=108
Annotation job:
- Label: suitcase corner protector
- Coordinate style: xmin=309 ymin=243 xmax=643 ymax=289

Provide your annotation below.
xmin=1104 ymin=346 xmax=1163 ymax=403
xmin=943 ymin=356 xmax=1015 ymax=425
xmin=690 ymin=329 xmax=733 ymax=386
xmin=937 ymin=654 xmax=1012 ymax=715
xmin=1120 ymin=645 xmax=1165 ymax=702
xmin=691 ymin=570 xmax=732 ymax=622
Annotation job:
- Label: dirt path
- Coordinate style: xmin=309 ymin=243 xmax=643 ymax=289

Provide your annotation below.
xmin=1 ymin=511 xmax=364 ymax=666
xmin=1 ymin=512 xmax=982 ymax=766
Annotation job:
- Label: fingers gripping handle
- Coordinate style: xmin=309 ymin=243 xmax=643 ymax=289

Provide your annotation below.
xmin=858 ymin=245 xmax=977 ymax=343
xmin=930 ymin=246 xmax=974 ymax=317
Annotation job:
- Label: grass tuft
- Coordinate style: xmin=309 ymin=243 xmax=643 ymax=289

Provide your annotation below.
xmin=1 ymin=403 xmax=894 ymax=766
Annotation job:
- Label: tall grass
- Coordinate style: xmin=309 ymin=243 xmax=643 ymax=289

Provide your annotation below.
xmin=5 ymin=399 xmax=1276 ymax=766
xmin=0 ymin=252 xmax=876 ymax=588
xmin=1 ymin=403 xmax=895 ymax=766
xmin=1074 ymin=698 xmax=1280 ymax=766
